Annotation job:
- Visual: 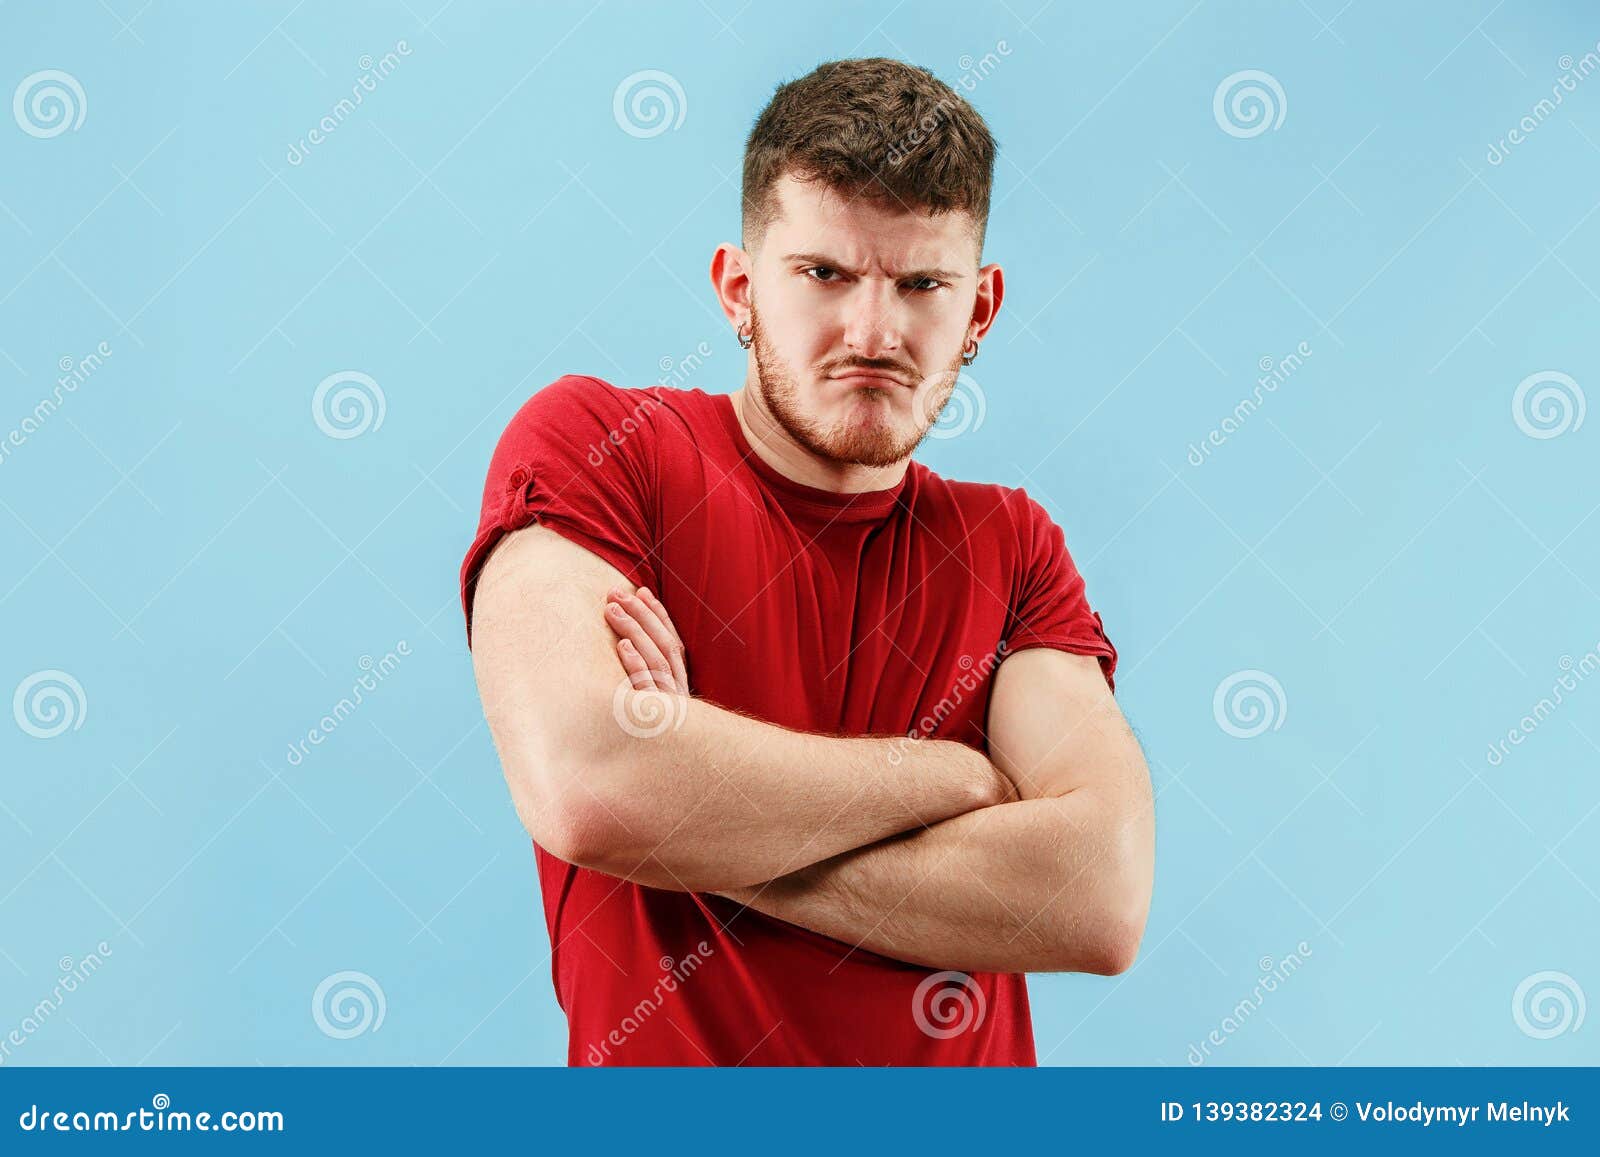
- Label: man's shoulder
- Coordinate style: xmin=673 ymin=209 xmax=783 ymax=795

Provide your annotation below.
xmin=516 ymin=374 xmax=709 ymax=423
xmin=914 ymin=461 xmax=1058 ymax=541
xmin=500 ymin=374 xmax=716 ymax=450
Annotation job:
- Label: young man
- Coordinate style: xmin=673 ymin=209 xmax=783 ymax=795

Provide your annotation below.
xmin=461 ymin=57 xmax=1154 ymax=1066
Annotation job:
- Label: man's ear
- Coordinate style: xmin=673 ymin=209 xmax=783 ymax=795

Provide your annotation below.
xmin=970 ymin=263 xmax=1004 ymax=345
xmin=711 ymin=243 xmax=754 ymax=330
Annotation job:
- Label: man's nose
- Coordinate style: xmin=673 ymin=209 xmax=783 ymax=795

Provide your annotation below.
xmin=841 ymin=282 xmax=904 ymax=358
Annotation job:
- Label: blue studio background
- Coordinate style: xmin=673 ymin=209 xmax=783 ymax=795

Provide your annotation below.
xmin=1 ymin=0 xmax=1597 ymax=1069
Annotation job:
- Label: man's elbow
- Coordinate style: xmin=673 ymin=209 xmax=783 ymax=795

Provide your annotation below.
xmin=537 ymin=791 xmax=720 ymax=892
xmin=1082 ymin=837 xmax=1154 ymax=973
xmin=1031 ymin=897 xmax=1145 ymax=976
xmin=1043 ymin=853 xmax=1152 ymax=975
xmin=513 ymin=722 xmax=711 ymax=889
xmin=1073 ymin=901 xmax=1148 ymax=976
xmin=529 ymin=782 xmax=627 ymax=869
xmin=500 ymin=695 xmax=651 ymax=866
xmin=1072 ymin=800 xmax=1153 ymax=975
xmin=510 ymin=765 xmax=662 ymax=877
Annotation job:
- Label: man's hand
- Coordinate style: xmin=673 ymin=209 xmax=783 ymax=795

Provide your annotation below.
xmin=603 ymin=584 xmax=690 ymax=696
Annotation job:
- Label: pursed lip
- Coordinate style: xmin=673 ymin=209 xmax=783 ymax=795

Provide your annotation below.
xmin=829 ymin=371 xmax=908 ymax=388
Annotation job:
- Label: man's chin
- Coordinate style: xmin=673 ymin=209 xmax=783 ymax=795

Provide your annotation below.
xmin=821 ymin=414 xmax=920 ymax=468
xmin=841 ymin=387 xmax=911 ymax=421
xmin=759 ymin=374 xmax=922 ymax=468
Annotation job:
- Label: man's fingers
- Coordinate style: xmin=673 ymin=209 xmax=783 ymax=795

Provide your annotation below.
xmin=634 ymin=587 xmax=688 ymax=689
xmin=604 ymin=602 xmax=676 ymax=690
xmin=617 ymin=639 xmax=657 ymax=691
xmin=608 ymin=587 xmax=688 ymax=691
xmin=607 ymin=589 xmax=672 ymax=652
xmin=638 ymin=587 xmax=682 ymax=646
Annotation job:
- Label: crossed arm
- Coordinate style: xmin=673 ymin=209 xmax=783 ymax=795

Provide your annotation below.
xmin=470 ymin=524 xmax=1154 ymax=974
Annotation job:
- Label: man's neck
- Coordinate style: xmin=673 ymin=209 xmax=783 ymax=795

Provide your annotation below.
xmin=730 ymin=385 xmax=910 ymax=495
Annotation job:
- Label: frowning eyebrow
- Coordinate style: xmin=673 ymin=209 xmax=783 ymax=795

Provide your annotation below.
xmin=781 ymin=251 xmax=967 ymax=282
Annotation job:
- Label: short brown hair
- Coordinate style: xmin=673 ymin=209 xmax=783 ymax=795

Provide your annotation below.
xmin=741 ymin=57 xmax=997 ymax=256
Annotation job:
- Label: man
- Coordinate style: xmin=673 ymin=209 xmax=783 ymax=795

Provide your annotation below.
xmin=460 ymin=57 xmax=1154 ymax=1065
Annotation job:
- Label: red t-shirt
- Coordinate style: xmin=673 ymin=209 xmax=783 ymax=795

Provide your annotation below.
xmin=459 ymin=374 xmax=1117 ymax=1066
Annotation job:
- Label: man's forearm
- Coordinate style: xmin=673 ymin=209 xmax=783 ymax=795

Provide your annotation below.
xmin=559 ymin=691 xmax=1011 ymax=892
xmin=716 ymin=788 xmax=1152 ymax=974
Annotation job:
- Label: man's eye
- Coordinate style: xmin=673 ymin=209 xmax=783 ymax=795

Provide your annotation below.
xmin=804 ymin=267 xmax=941 ymax=292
